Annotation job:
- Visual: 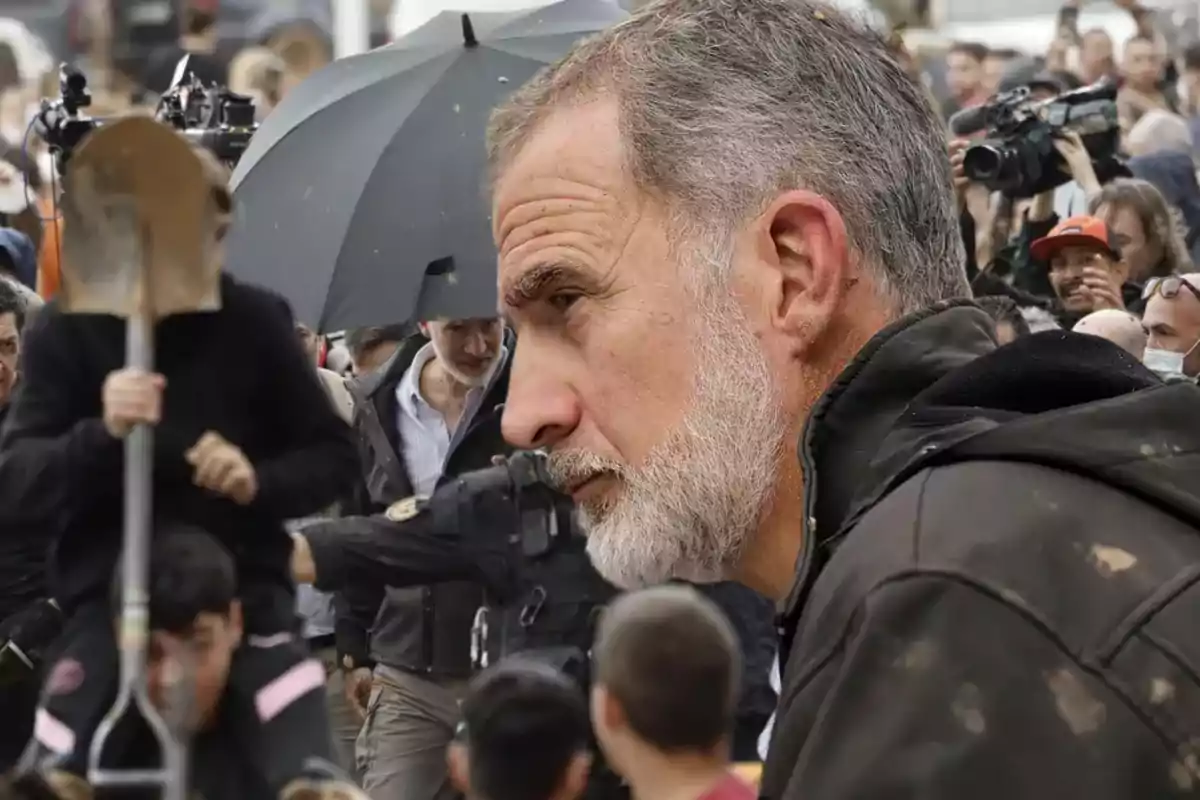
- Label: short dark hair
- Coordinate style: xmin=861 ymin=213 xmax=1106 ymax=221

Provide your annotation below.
xmin=460 ymin=658 xmax=590 ymax=800
xmin=0 ymin=278 xmax=25 ymax=330
xmin=344 ymin=323 xmax=413 ymax=360
xmin=112 ymin=526 xmax=237 ymax=634
xmin=184 ymin=7 xmax=217 ymax=37
xmin=1185 ymin=42 xmax=1200 ymax=72
xmin=949 ymin=41 xmax=989 ymax=63
xmin=594 ymin=586 xmax=740 ymax=753
xmin=976 ymin=296 xmax=1031 ymax=338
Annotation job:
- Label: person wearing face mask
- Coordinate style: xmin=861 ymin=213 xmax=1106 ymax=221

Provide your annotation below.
xmin=1141 ymin=274 xmax=1200 ymax=381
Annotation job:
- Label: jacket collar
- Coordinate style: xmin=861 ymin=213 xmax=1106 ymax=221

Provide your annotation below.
xmin=353 ymin=334 xmax=428 ymax=399
xmin=782 ymin=301 xmax=997 ymax=621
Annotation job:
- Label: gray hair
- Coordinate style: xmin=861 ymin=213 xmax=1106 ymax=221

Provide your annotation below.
xmin=487 ymin=0 xmax=969 ymax=314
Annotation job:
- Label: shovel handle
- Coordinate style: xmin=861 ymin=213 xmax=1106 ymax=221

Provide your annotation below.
xmin=88 ymin=312 xmax=188 ymax=800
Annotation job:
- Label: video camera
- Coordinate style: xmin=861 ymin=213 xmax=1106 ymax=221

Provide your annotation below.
xmin=950 ymin=79 xmax=1123 ymax=198
xmin=36 ymin=57 xmax=258 ymax=176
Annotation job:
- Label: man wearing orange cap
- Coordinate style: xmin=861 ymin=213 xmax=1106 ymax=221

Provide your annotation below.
xmin=1030 ymin=214 xmax=1142 ymax=323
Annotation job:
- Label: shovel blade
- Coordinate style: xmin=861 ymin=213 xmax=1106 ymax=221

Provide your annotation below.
xmin=59 ymin=117 xmax=222 ymax=319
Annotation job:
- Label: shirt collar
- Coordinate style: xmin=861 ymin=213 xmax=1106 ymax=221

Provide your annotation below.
xmin=397 ymin=342 xmax=438 ymax=421
xmin=396 ymin=343 xmax=509 ymax=423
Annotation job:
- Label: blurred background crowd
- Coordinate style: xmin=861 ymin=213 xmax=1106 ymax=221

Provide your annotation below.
xmin=0 ymin=1 xmax=1197 ymax=799
xmin=0 ymin=0 xmax=1198 ymax=365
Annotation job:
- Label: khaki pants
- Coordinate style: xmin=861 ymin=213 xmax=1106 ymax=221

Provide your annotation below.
xmin=356 ymin=665 xmax=467 ymax=800
xmin=316 ymin=647 xmax=364 ymax=780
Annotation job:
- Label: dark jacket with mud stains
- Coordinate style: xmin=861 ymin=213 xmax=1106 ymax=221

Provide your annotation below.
xmin=761 ymin=302 xmax=1200 ymax=800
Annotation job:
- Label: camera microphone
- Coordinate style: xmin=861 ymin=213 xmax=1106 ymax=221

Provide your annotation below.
xmin=949 ymin=104 xmax=990 ymax=137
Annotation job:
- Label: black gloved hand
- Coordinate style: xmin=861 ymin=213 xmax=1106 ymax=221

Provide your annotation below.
xmin=426 ymin=473 xmax=527 ymax=603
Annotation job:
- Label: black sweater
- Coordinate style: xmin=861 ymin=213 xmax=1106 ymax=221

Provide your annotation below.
xmin=0 ymin=275 xmax=358 ymax=611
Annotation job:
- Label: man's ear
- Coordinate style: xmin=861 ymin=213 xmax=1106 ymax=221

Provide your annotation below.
xmin=593 ymin=684 xmax=626 ymax=732
xmin=447 ymin=742 xmax=470 ymax=795
xmin=559 ymin=751 xmax=594 ymax=800
xmin=751 ymin=190 xmax=853 ymax=356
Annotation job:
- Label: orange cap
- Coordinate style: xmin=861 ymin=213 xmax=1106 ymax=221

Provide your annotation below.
xmin=1030 ymin=215 xmax=1119 ymax=262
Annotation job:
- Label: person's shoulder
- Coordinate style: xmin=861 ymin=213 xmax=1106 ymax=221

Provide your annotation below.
xmin=812 ymin=458 xmax=1200 ymax=665
xmin=21 ymin=297 xmax=87 ymax=344
xmin=219 ymin=275 xmax=293 ymax=324
xmin=909 ymin=458 xmax=1200 ymax=587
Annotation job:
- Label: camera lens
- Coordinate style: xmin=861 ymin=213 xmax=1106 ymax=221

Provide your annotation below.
xmin=963 ymin=145 xmax=1004 ymax=181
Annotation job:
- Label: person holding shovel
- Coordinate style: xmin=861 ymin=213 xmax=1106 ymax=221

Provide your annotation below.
xmin=0 ymin=146 xmax=362 ymax=800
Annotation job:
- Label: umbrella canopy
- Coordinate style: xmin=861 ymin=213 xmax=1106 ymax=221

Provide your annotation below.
xmin=226 ymin=0 xmax=627 ymax=332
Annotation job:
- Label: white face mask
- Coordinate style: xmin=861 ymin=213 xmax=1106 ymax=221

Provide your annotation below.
xmin=1144 ymin=338 xmax=1200 ymax=379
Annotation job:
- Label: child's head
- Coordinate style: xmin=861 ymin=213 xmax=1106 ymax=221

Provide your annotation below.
xmin=111 ymin=526 xmax=242 ymax=731
xmin=449 ymin=658 xmax=592 ymax=800
xmin=591 ymin=586 xmax=740 ymax=773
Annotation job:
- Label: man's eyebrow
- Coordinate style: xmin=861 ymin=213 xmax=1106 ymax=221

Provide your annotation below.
xmin=501 ymin=262 xmax=598 ymax=310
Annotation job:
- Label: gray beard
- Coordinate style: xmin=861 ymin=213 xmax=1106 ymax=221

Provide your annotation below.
xmin=551 ymin=286 xmax=786 ymax=590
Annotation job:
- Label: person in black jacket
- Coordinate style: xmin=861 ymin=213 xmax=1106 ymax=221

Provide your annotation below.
xmin=487 ymin=0 xmax=1200 ymax=796
xmin=0 ymin=279 xmax=42 ymax=772
xmin=0 ymin=270 xmax=360 ymax=799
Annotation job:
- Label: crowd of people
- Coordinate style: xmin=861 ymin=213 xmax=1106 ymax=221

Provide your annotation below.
xmin=900 ymin=1 xmax=1200 ymax=382
xmin=0 ymin=0 xmax=1193 ymax=799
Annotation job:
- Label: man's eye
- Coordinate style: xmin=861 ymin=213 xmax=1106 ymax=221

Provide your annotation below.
xmin=547 ymin=293 xmax=580 ymax=313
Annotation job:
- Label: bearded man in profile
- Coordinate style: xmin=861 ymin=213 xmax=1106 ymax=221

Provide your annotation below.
xmin=485 ymin=0 xmax=1200 ymax=796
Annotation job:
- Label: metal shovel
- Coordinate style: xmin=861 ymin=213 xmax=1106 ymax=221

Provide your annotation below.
xmin=58 ymin=116 xmax=223 ymax=800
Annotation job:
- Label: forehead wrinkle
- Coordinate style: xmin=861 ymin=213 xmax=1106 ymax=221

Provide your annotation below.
xmin=498 ymin=197 xmax=645 ymax=315
xmin=499 ymin=207 xmax=617 ymax=269
xmin=494 ymin=181 xmax=619 ymax=256
xmin=495 ymin=173 xmax=614 ymax=238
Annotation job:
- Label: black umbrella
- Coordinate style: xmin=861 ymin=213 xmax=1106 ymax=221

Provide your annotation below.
xmin=226 ymin=0 xmax=627 ymax=332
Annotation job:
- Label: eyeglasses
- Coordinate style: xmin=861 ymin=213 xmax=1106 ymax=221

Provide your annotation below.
xmin=1142 ymin=275 xmax=1200 ymax=303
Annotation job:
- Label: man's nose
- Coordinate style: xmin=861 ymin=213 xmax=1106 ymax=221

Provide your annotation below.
xmin=502 ymin=353 xmax=581 ymax=451
xmin=464 ymin=332 xmax=490 ymax=357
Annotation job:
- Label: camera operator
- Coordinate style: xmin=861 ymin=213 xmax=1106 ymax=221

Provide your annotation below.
xmin=949 ymin=75 xmax=1126 ymax=320
xmin=140 ymin=1 xmax=228 ymax=99
xmin=1011 ymin=131 xmax=1122 ymax=323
